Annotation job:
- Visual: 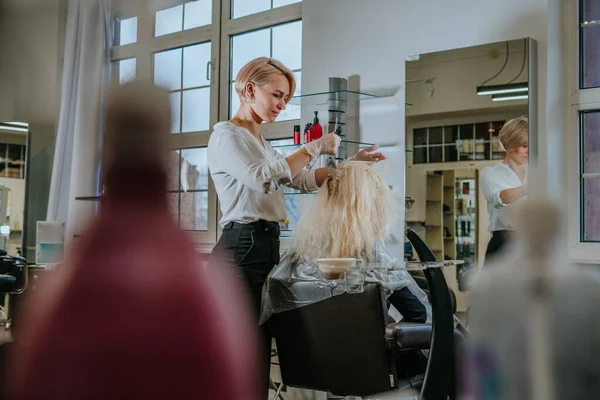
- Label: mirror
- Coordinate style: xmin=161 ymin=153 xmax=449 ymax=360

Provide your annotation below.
xmin=404 ymin=38 xmax=535 ymax=316
xmin=0 ymin=123 xmax=28 ymax=257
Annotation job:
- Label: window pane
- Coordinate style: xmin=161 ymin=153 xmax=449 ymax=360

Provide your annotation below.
xmin=459 ymin=124 xmax=474 ymax=140
xmin=118 ymin=58 xmax=136 ymax=85
xmin=180 ymin=192 xmax=209 ymax=231
xmin=581 ymin=25 xmax=600 ymax=88
xmin=167 ymin=193 xmax=180 ymax=224
xmin=444 ymin=126 xmax=458 ymax=144
xmin=184 ymin=0 xmax=212 ymax=29
xmin=413 ymin=129 xmax=427 ymax=146
xmin=155 ymin=5 xmax=183 ymax=37
xmin=272 ymin=21 xmax=302 ymax=70
xmin=116 ymin=17 xmax=137 ymax=46
xmin=459 ymin=139 xmax=474 ymax=161
xmin=492 ymin=140 xmax=505 ymax=160
xmin=230 ymin=83 xmax=241 ymax=118
xmin=167 ymin=151 xmax=181 ymax=191
xmin=277 ymin=70 xmax=301 ymax=121
xmin=582 ymin=0 xmax=600 ymax=23
xmin=154 ymin=48 xmax=182 ymax=91
xmin=429 ymin=146 xmax=443 ymax=163
xmin=413 ymin=147 xmax=426 ymax=164
xmin=169 ymin=92 xmax=181 ymax=134
xmin=273 ymin=0 xmax=302 ymax=7
xmin=475 ymin=123 xmax=492 ymax=141
xmin=231 ymin=28 xmax=270 ymax=79
xmin=181 ymin=148 xmax=209 ymax=191
xmin=583 ymin=112 xmax=600 ymax=173
xmin=582 ymin=178 xmax=600 ymax=241
xmin=444 ymin=145 xmax=458 ymax=162
xmin=183 ymin=42 xmax=211 ymax=89
xmin=232 ymin=0 xmax=270 ymax=19
xmin=182 ymin=88 xmax=210 ymax=132
xmin=429 ymin=127 xmax=443 ymax=145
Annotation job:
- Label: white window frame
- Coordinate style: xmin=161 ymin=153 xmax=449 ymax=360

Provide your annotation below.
xmin=109 ymin=1 xmax=302 ymax=245
xmin=565 ymin=0 xmax=600 ymax=262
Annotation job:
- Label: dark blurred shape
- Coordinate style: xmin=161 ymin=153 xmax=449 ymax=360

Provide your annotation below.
xmin=5 ymin=80 xmax=259 ymax=399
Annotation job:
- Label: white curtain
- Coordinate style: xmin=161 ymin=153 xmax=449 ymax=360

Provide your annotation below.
xmin=47 ymin=0 xmax=111 ymax=242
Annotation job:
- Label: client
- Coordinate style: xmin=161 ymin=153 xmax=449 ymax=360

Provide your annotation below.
xmin=261 ymin=160 xmax=429 ymax=324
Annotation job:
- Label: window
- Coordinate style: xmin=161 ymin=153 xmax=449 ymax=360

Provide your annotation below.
xmin=112 ymin=16 xmax=137 ymax=46
xmin=231 ymin=0 xmax=301 ymax=19
xmin=155 ymin=1 xmax=213 ymax=37
xmin=109 ymin=0 xmax=303 ymax=244
xmin=411 ymin=121 xmax=505 ymax=164
xmin=230 ymin=20 xmax=302 ymax=121
xmin=168 ymin=148 xmax=210 ymax=231
xmin=566 ymin=0 xmax=600 ymax=260
xmin=154 ymin=42 xmax=212 ymax=133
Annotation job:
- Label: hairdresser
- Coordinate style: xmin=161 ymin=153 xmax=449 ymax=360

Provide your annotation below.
xmin=207 ymin=57 xmax=384 ymax=396
xmin=480 ymin=116 xmax=528 ymax=266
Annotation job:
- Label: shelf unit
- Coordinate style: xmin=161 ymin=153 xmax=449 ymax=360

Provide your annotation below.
xmin=425 ymin=173 xmax=443 ymax=260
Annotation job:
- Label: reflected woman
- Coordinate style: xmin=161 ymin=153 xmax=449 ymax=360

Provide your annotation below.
xmin=480 ymin=116 xmax=528 ymax=266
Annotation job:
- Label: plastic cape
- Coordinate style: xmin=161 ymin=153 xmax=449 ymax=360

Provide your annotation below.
xmin=259 ymin=243 xmax=431 ymax=325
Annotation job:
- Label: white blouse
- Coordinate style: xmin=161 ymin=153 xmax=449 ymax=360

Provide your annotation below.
xmin=207 ymin=121 xmax=319 ymax=227
xmin=480 ymin=163 xmax=527 ymax=232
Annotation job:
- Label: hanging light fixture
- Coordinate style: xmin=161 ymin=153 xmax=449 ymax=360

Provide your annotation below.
xmin=476 ymin=39 xmax=529 ymax=99
xmin=491 ymin=92 xmax=529 ymax=102
xmin=477 ymin=82 xmax=528 ymax=96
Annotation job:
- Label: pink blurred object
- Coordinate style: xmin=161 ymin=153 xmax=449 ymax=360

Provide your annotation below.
xmin=7 ymin=82 xmax=259 ymax=399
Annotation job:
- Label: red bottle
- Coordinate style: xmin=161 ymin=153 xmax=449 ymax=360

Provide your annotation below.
xmin=304 ymin=122 xmax=313 ymax=143
xmin=311 ymin=111 xmax=323 ymax=140
xmin=293 ymin=124 xmax=301 ymax=145
xmin=7 ymin=82 xmax=259 ymax=400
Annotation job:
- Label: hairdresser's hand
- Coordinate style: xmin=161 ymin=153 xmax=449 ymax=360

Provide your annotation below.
xmin=353 ymin=145 xmax=386 ymax=163
xmin=303 ymin=133 xmax=341 ymax=160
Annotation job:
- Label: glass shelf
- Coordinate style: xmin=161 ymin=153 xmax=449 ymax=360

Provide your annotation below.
xmin=288 ymin=90 xmax=378 ymax=106
xmin=289 ymin=89 xmax=412 ymax=108
xmin=75 ymin=196 xmax=102 ymax=201
xmin=272 ymin=139 xmax=374 ymax=149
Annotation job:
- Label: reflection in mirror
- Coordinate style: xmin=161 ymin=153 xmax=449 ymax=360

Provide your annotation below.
xmin=0 ymin=123 xmax=27 ymax=257
xmin=404 ymin=39 xmax=531 ymax=319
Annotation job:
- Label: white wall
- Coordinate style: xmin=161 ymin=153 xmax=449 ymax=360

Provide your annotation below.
xmin=0 ymin=0 xmax=65 ymax=124
xmin=302 ymin=0 xmax=548 ymax=259
xmin=406 ymin=40 xmax=528 ymax=117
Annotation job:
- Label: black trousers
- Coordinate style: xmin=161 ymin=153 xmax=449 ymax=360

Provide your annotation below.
xmin=208 ymin=220 xmax=280 ymax=399
xmin=387 ymin=286 xmax=428 ymax=323
xmin=484 ymin=230 xmax=512 ymax=266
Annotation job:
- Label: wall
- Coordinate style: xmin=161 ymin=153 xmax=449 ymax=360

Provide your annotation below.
xmin=0 ymin=0 xmax=64 ymax=124
xmin=302 ymin=0 xmax=548 ymax=259
xmin=406 ymin=40 xmax=528 ymax=117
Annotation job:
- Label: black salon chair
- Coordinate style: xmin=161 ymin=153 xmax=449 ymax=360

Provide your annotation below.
xmin=0 ymin=254 xmax=28 ymax=330
xmin=269 ymin=229 xmax=463 ymax=399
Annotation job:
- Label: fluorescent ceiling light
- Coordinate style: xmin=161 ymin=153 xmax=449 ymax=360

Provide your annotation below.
xmin=477 ymin=82 xmax=528 ymax=96
xmin=6 ymin=122 xmax=28 ymax=127
xmin=492 ymin=93 xmax=529 ymax=102
xmin=0 ymin=124 xmax=28 ymax=133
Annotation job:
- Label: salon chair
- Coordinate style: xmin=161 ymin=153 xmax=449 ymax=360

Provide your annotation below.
xmin=0 ymin=255 xmax=28 ymax=330
xmin=270 ymin=229 xmax=463 ymax=399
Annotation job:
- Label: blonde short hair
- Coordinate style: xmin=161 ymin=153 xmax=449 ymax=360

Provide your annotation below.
xmin=499 ymin=116 xmax=528 ymax=152
xmin=234 ymin=57 xmax=296 ymax=104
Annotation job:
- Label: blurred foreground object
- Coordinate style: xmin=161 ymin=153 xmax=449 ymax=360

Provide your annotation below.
xmin=467 ymin=199 xmax=600 ymax=399
xmin=6 ymin=81 xmax=259 ymax=399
